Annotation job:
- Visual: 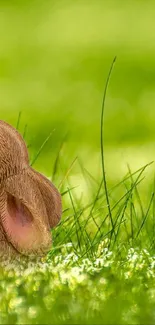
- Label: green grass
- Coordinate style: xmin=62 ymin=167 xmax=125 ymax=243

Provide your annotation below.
xmin=1 ymin=1 xmax=155 ymax=323
xmin=1 ymin=61 xmax=155 ymax=324
xmin=1 ymin=160 xmax=155 ymax=324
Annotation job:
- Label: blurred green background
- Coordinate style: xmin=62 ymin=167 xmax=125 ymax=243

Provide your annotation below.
xmin=1 ymin=0 xmax=155 ymax=184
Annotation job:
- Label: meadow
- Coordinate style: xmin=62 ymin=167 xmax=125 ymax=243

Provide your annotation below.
xmin=1 ymin=0 xmax=155 ymax=324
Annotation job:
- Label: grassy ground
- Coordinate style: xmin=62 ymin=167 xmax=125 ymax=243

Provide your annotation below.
xmin=1 ymin=0 xmax=155 ymax=323
xmin=1 ymin=153 xmax=155 ymax=324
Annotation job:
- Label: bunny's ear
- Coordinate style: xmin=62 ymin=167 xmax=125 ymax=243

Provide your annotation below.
xmin=29 ymin=167 xmax=62 ymax=229
xmin=0 ymin=171 xmax=51 ymax=256
xmin=0 ymin=120 xmax=29 ymax=181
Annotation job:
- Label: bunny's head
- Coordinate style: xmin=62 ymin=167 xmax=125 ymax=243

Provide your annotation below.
xmin=0 ymin=120 xmax=62 ymax=258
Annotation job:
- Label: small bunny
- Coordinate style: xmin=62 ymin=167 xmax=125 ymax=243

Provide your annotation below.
xmin=0 ymin=120 xmax=62 ymax=258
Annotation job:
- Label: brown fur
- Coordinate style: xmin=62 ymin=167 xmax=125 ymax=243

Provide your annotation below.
xmin=0 ymin=120 xmax=62 ymax=258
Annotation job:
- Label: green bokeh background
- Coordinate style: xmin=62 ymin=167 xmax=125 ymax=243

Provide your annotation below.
xmin=1 ymin=0 xmax=155 ymax=182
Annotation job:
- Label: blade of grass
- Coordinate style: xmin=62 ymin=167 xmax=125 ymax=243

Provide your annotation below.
xmin=61 ymin=186 xmax=79 ymax=196
xmin=52 ymin=133 xmax=68 ymax=182
xmin=58 ymin=157 xmax=77 ymax=189
xmin=23 ymin=124 xmax=28 ymax=139
xmin=127 ymin=163 xmax=145 ymax=221
xmin=77 ymin=157 xmax=100 ymax=187
xmin=130 ymin=193 xmax=134 ymax=241
xmin=150 ymin=174 xmax=155 ymax=249
xmin=136 ymin=192 xmax=154 ymax=239
xmin=16 ymin=111 xmax=22 ymax=130
xmin=100 ymin=56 xmax=116 ymax=236
xmin=30 ymin=130 xmax=55 ymax=166
xmin=67 ymin=187 xmax=81 ymax=252
xmin=111 ymin=161 xmax=154 ymax=193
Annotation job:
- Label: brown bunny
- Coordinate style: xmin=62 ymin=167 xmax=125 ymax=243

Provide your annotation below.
xmin=0 ymin=120 xmax=62 ymax=258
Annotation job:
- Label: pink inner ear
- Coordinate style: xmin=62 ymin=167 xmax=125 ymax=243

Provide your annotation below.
xmin=8 ymin=194 xmax=33 ymax=226
xmin=5 ymin=193 xmax=37 ymax=250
